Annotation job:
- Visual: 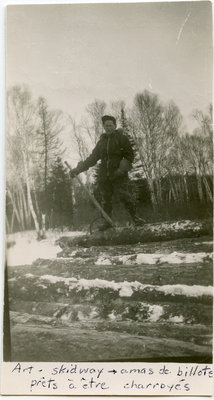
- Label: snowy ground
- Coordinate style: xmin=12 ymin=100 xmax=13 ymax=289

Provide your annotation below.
xmin=5 ymin=223 xmax=213 ymax=362
xmin=6 ymin=230 xmax=84 ymax=266
xmin=6 ymin=221 xmax=212 ymax=267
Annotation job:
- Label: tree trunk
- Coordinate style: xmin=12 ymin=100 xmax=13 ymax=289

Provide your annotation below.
xmin=7 ymin=188 xmax=23 ymax=230
xmin=10 ymin=210 xmax=15 ymax=234
xmin=32 ymin=181 xmax=40 ymax=218
xmin=41 ymin=214 xmax=47 ymax=239
xmin=147 ymin=178 xmax=158 ymax=210
xmin=196 ymin=174 xmax=203 ymax=202
xmin=6 ymin=214 xmax=10 ymax=234
xmin=17 ymin=189 xmax=25 ymax=230
xmin=23 ymin=152 xmax=41 ymax=239
xmin=173 ymin=178 xmax=180 ymax=202
xmin=183 ymin=175 xmax=190 ymax=205
xmin=133 ymin=139 xmax=158 ymax=208
xmin=203 ymin=176 xmax=213 ymax=202
xmin=155 ymin=177 xmax=162 ymax=205
xmin=44 ymin=132 xmax=48 ymax=213
xmin=21 ymin=187 xmax=31 ymax=228
xmin=168 ymin=176 xmax=177 ymax=203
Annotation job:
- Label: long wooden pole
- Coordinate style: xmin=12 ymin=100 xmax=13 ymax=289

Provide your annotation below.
xmin=65 ymin=161 xmax=114 ymax=227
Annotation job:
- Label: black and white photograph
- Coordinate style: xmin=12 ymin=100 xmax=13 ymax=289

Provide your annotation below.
xmin=4 ymin=0 xmax=213 ymax=376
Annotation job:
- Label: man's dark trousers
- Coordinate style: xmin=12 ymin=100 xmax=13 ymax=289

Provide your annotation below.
xmin=98 ymin=176 xmax=136 ymax=219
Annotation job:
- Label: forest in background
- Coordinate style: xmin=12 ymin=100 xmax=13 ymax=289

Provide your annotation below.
xmin=6 ymin=85 xmax=213 ymax=238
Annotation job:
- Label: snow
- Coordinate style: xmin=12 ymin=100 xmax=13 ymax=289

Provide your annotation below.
xmin=69 ymin=250 xmax=78 ymax=256
xmin=97 ymin=252 xmax=212 ymax=265
xmin=147 ymin=304 xmax=164 ymax=322
xmin=137 ymin=302 xmax=164 ymax=322
xmin=8 ymin=277 xmax=16 ymax=282
xmin=38 ymin=274 xmax=213 ymax=299
xmin=119 ymin=283 xmax=133 ymax=297
xmin=36 ymin=284 xmax=47 ymax=289
xmin=77 ymin=278 xmax=120 ymax=292
xmin=135 ymin=252 xmax=212 ymax=264
xmin=41 ymin=275 xmax=78 ymax=285
xmin=158 ymin=284 xmax=213 ymax=297
xmin=40 ymin=275 xmax=70 ymax=284
xmin=25 ymin=273 xmax=34 ymax=278
xmin=6 ymin=230 xmax=85 ymax=266
xmin=56 ymin=288 xmax=64 ymax=294
xmin=76 ymin=307 xmax=99 ymax=321
xmin=195 ymin=241 xmax=213 ymax=245
xmin=6 ymin=235 xmax=61 ymax=266
xmin=95 ymin=256 xmax=112 ymax=265
xmin=6 ymin=227 xmax=212 ymax=268
xmin=148 ymin=220 xmax=203 ymax=233
xmin=108 ymin=311 xmax=117 ymax=320
xmin=169 ymin=315 xmax=184 ymax=323
xmin=90 ymin=307 xmax=99 ymax=319
xmin=54 ymin=231 xmax=85 ymax=238
xmin=61 ymin=312 xmax=72 ymax=321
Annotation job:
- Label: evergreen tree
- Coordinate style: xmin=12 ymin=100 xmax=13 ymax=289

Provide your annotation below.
xmin=36 ymin=97 xmax=65 ymax=213
xmin=120 ymin=106 xmax=135 ymax=147
xmin=46 ymin=157 xmax=74 ymax=228
xmin=119 ymin=105 xmax=143 ymax=186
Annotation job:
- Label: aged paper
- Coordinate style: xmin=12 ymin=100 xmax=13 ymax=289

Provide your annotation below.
xmin=2 ymin=0 xmax=213 ymax=396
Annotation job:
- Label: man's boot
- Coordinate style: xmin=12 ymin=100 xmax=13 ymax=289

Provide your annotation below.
xmin=98 ymin=219 xmax=112 ymax=231
xmin=132 ymin=215 xmax=145 ymax=226
xmin=126 ymin=203 xmax=145 ymax=226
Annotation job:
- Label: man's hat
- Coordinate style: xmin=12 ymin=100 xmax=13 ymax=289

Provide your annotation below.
xmin=102 ymin=115 xmax=116 ymax=125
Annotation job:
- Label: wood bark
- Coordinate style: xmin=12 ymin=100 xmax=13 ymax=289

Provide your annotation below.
xmin=58 ymin=220 xmax=212 ymax=248
xmin=203 ymin=176 xmax=213 ymax=202
xmin=23 ymin=152 xmax=41 ymax=239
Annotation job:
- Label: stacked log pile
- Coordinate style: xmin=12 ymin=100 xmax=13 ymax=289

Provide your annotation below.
xmin=7 ymin=222 xmax=213 ymax=362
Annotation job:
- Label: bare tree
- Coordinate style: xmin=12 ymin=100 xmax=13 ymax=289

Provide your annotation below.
xmin=181 ymin=133 xmax=212 ymax=203
xmin=132 ymin=91 xmax=183 ymax=209
xmin=68 ymin=116 xmax=92 ymax=207
xmin=69 ymin=116 xmax=90 ymax=161
xmin=86 ymin=99 xmax=106 ymax=145
xmin=192 ymin=104 xmax=213 ymax=139
xmin=6 ymin=127 xmax=30 ymax=231
xmin=179 ymin=105 xmax=213 ymax=203
xmin=7 ymin=85 xmax=41 ymax=238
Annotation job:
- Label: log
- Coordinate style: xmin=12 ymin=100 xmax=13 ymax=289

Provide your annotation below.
xmin=8 ymin=268 xmax=213 ymax=309
xmin=56 ymin=236 xmax=213 ymax=258
xmin=9 ymin=298 xmax=213 ymax=326
xmin=10 ymin=310 xmax=213 ymax=347
xmin=9 ymin=259 xmax=213 ymax=287
xmin=57 ymin=220 xmax=212 ymax=248
xmin=7 ymin=224 xmax=212 ymax=363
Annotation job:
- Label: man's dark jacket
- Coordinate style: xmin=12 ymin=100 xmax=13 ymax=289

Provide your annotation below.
xmin=76 ymin=130 xmax=134 ymax=181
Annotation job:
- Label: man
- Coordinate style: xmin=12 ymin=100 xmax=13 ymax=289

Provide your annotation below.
xmin=70 ymin=115 xmax=143 ymax=230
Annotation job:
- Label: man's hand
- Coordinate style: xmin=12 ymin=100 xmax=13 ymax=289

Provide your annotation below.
xmin=65 ymin=160 xmax=85 ymax=178
xmin=69 ymin=168 xmax=79 ymax=178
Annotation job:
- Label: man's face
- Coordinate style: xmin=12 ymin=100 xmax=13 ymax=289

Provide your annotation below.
xmin=103 ymin=120 xmax=116 ymax=135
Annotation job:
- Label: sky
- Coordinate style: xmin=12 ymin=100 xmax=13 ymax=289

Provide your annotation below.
xmin=6 ymin=1 xmax=213 ymax=132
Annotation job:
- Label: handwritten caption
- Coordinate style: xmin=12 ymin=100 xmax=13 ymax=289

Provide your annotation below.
xmin=6 ymin=362 xmax=213 ymax=395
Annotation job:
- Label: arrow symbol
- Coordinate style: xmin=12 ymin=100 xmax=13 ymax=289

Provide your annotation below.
xmin=108 ymin=369 xmax=117 ymax=374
